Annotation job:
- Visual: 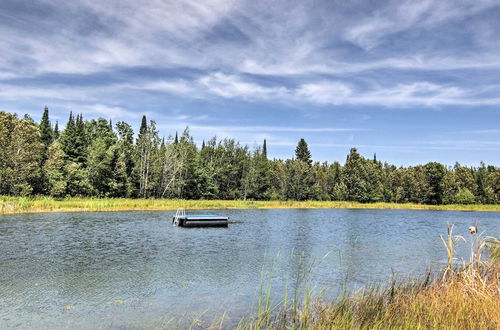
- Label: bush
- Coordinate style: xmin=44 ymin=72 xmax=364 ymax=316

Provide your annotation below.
xmin=454 ymin=188 xmax=475 ymax=204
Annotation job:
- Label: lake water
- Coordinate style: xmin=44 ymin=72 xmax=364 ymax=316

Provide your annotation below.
xmin=0 ymin=208 xmax=499 ymax=329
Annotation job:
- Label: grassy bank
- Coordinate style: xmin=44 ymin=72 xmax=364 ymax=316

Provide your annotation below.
xmin=1 ymin=196 xmax=500 ymax=215
xmin=237 ymin=263 xmax=500 ymax=329
xmin=233 ymin=229 xmax=500 ymax=329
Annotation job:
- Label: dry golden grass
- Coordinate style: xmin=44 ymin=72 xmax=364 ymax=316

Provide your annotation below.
xmin=235 ymin=267 xmax=499 ymax=329
xmin=235 ymin=226 xmax=500 ymax=330
xmin=1 ymin=196 xmax=499 ymax=215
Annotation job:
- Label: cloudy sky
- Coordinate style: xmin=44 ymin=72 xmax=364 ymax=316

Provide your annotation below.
xmin=1 ymin=0 xmax=499 ymax=165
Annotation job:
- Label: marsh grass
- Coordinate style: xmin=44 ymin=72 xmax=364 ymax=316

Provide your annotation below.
xmin=487 ymin=238 xmax=500 ymax=263
xmin=228 ymin=225 xmax=500 ymax=330
xmin=1 ymin=196 xmax=499 ymax=215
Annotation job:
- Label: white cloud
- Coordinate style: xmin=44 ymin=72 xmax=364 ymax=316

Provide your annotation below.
xmin=296 ymin=82 xmax=353 ymax=104
xmin=80 ymin=104 xmax=139 ymax=119
xmin=344 ymin=0 xmax=498 ymax=50
xmin=158 ymin=123 xmax=361 ymax=133
xmin=198 ymin=72 xmax=288 ymax=99
xmin=1 ymin=0 xmax=500 ymax=110
xmin=138 ymin=80 xmax=197 ymax=95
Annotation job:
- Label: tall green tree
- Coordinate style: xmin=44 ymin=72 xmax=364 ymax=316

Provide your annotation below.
xmin=295 ymin=138 xmax=312 ymax=166
xmin=283 ymin=159 xmax=313 ymax=200
xmin=113 ymin=121 xmax=136 ymax=197
xmin=39 ymin=106 xmax=53 ymax=158
xmin=43 ymin=141 xmax=67 ymax=197
xmin=59 ymin=113 xmax=91 ymax=195
xmin=138 ymin=115 xmax=147 ymax=140
xmin=424 ymin=162 xmax=446 ymax=204
xmin=1 ymin=108 xmax=499 ymax=205
xmin=53 ymin=121 xmax=59 ymax=140
xmin=263 ymin=139 xmax=267 ymax=159
xmin=60 ymin=112 xmax=86 ymax=163
xmin=135 ymin=119 xmax=160 ymax=198
xmin=343 ymin=148 xmax=369 ymax=202
xmin=0 ymin=114 xmax=44 ymax=195
xmin=0 ymin=111 xmax=16 ymax=194
xmin=86 ymin=118 xmax=118 ymax=196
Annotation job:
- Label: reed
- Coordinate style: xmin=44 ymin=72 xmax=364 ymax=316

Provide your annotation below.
xmin=487 ymin=238 xmax=500 ymax=263
xmin=1 ymin=196 xmax=499 ymax=215
xmin=231 ymin=225 xmax=500 ymax=330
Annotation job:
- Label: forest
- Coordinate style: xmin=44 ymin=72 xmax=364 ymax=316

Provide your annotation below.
xmin=0 ymin=107 xmax=499 ymax=204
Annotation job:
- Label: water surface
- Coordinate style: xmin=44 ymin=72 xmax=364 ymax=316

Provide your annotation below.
xmin=1 ymin=209 xmax=498 ymax=328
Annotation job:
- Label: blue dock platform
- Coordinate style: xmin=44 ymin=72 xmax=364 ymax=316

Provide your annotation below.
xmin=172 ymin=209 xmax=228 ymax=227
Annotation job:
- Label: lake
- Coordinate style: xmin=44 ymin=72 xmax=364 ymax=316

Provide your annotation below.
xmin=0 ymin=208 xmax=498 ymax=329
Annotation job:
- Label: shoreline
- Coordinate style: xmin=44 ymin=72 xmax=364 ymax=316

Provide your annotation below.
xmin=1 ymin=197 xmax=499 ymax=215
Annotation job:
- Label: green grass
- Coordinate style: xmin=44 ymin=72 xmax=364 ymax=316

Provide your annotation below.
xmin=232 ymin=228 xmax=500 ymax=330
xmin=1 ymin=196 xmax=499 ymax=215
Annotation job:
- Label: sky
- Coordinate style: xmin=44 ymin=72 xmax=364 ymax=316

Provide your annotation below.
xmin=0 ymin=0 xmax=499 ymax=166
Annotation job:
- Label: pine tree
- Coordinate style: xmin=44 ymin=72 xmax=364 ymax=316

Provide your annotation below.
xmin=424 ymin=162 xmax=446 ymax=204
xmin=86 ymin=118 xmax=118 ymax=196
xmin=61 ymin=113 xmax=87 ymax=165
xmin=263 ymin=139 xmax=267 ymax=159
xmin=343 ymin=148 xmax=369 ymax=202
xmin=73 ymin=114 xmax=87 ymax=163
xmin=295 ymin=138 xmax=312 ymax=166
xmin=138 ymin=115 xmax=147 ymax=141
xmin=174 ymin=132 xmax=178 ymax=144
xmin=53 ymin=121 xmax=59 ymax=140
xmin=60 ymin=112 xmax=76 ymax=160
xmin=39 ymin=106 xmax=53 ymax=153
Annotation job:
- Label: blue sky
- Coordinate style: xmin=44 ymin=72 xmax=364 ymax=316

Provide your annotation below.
xmin=1 ymin=0 xmax=499 ymax=166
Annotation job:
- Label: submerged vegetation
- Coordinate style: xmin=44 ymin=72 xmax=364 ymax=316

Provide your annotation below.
xmin=1 ymin=108 xmax=500 ymax=205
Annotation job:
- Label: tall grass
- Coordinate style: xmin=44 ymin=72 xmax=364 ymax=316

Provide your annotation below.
xmin=231 ymin=225 xmax=500 ymax=330
xmin=1 ymin=196 xmax=499 ymax=215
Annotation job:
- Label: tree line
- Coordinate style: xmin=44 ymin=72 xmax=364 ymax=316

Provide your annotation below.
xmin=0 ymin=108 xmax=499 ymax=204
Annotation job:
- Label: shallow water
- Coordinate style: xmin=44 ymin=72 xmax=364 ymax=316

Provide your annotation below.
xmin=0 ymin=208 xmax=498 ymax=329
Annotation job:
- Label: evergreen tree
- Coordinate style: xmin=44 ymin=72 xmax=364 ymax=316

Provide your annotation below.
xmin=424 ymin=162 xmax=446 ymax=204
xmin=86 ymin=118 xmax=118 ymax=196
xmin=60 ymin=112 xmax=76 ymax=160
xmin=198 ymin=137 xmax=220 ymax=199
xmin=74 ymin=114 xmax=87 ymax=163
xmin=343 ymin=148 xmax=369 ymax=202
xmin=53 ymin=121 xmax=59 ymax=140
xmin=283 ymin=159 xmax=313 ymax=200
xmin=138 ymin=115 xmax=147 ymax=140
xmin=1 ymin=108 xmax=499 ymax=205
xmin=60 ymin=113 xmax=88 ymax=164
xmin=295 ymin=138 xmax=312 ymax=166
xmin=39 ymin=106 xmax=53 ymax=156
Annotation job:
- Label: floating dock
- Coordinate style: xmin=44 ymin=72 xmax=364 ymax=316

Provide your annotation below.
xmin=173 ymin=209 xmax=228 ymax=227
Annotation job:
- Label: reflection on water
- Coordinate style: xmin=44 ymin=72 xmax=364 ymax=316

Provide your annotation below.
xmin=0 ymin=209 xmax=498 ymax=328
